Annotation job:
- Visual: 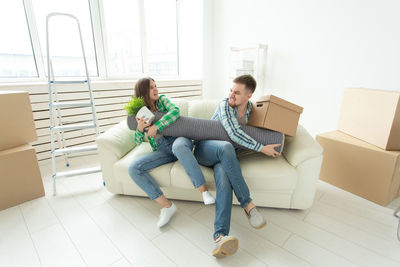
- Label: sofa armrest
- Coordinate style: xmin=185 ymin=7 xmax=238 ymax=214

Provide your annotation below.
xmin=96 ymin=120 xmax=136 ymax=159
xmin=282 ymin=124 xmax=323 ymax=168
xmin=96 ymin=120 xmax=136 ymax=193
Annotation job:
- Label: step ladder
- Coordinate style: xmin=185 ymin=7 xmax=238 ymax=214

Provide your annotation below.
xmin=46 ymin=13 xmax=101 ymax=195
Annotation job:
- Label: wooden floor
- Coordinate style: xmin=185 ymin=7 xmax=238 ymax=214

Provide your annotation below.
xmin=1 ymin=155 xmax=400 ymax=267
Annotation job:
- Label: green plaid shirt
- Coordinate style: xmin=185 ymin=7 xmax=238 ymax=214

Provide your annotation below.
xmin=133 ymin=95 xmax=180 ymax=151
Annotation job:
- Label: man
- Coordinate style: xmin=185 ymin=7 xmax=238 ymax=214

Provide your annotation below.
xmin=171 ymin=75 xmax=281 ymax=258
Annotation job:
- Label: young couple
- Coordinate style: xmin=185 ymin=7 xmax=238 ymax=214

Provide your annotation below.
xmin=128 ymin=75 xmax=281 ymax=258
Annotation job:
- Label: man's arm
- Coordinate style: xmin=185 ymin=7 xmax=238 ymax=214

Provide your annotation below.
xmin=216 ymin=99 xmax=263 ymax=152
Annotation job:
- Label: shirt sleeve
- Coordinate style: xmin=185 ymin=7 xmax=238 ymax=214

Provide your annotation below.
xmin=154 ymin=95 xmax=180 ymax=131
xmin=133 ymin=129 xmax=144 ymax=145
xmin=216 ymin=99 xmax=263 ymax=152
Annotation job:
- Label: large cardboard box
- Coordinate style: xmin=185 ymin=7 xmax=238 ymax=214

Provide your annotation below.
xmin=0 ymin=144 xmax=44 ymax=211
xmin=248 ymin=95 xmax=303 ymax=136
xmin=337 ymin=88 xmax=400 ymax=150
xmin=316 ymin=131 xmax=400 ymax=206
xmin=0 ymin=91 xmax=37 ymax=151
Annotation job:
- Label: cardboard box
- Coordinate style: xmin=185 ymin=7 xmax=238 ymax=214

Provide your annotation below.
xmin=0 ymin=144 xmax=44 ymax=211
xmin=316 ymin=131 xmax=400 ymax=206
xmin=0 ymin=91 xmax=37 ymax=151
xmin=337 ymin=88 xmax=400 ymax=150
xmin=248 ymin=95 xmax=303 ymax=136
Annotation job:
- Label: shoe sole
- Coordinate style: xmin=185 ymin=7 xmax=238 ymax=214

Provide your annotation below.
xmin=253 ymin=221 xmax=267 ymax=229
xmin=212 ymin=237 xmax=239 ymax=258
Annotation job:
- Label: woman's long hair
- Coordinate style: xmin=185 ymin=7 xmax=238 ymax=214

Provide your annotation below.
xmin=134 ymin=77 xmax=157 ymax=111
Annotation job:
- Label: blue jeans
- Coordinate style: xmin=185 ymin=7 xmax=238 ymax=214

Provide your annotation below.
xmin=194 ymin=140 xmax=252 ymax=240
xmin=128 ymin=136 xmax=178 ymax=200
xmin=128 ymin=136 xmax=206 ymax=200
xmin=171 ymin=137 xmax=206 ymax=188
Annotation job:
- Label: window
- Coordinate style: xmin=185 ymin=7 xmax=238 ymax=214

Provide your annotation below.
xmin=0 ymin=0 xmax=38 ymax=78
xmin=0 ymin=0 xmax=200 ymax=81
xmin=102 ymin=0 xmax=143 ymax=77
xmin=144 ymin=0 xmax=178 ymax=76
xmin=31 ymin=0 xmax=98 ymax=77
xmin=102 ymin=0 xmax=178 ymax=77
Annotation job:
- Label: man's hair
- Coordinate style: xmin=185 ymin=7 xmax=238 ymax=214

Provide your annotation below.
xmin=233 ymin=75 xmax=256 ymax=93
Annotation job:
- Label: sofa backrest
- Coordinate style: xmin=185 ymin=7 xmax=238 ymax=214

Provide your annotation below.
xmin=188 ymin=100 xmax=220 ymax=119
xmin=169 ymin=98 xmax=189 ymax=116
xmin=170 ymin=98 xmax=220 ymax=119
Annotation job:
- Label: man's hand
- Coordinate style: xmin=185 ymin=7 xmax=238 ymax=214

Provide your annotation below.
xmin=147 ymin=125 xmax=158 ymax=138
xmin=260 ymin=144 xmax=281 ymax=158
xmin=136 ymin=116 xmax=150 ymax=133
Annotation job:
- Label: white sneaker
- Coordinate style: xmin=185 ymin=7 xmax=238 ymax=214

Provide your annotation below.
xmin=157 ymin=202 xmax=177 ymax=228
xmin=212 ymin=235 xmax=239 ymax=258
xmin=246 ymin=208 xmax=267 ymax=229
xmin=202 ymin=191 xmax=215 ymax=205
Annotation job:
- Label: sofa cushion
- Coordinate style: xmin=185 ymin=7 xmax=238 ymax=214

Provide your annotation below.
xmin=170 ymin=163 xmax=215 ymax=189
xmin=113 ymin=142 xmax=173 ymax=187
xmin=170 ymin=153 xmax=297 ymax=192
xmin=239 ymin=154 xmax=297 ymax=192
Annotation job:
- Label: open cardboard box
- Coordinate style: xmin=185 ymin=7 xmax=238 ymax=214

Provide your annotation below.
xmin=248 ymin=95 xmax=303 ymax=136
xmin=337 ymin=88 xmax=400 ymax=150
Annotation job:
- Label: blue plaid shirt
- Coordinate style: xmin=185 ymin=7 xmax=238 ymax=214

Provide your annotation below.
xmin=211 ymin=98 xmax=263 ymax=152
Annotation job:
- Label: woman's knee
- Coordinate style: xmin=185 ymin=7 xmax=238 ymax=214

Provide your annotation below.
xmin=128 ymin=161 xmax=142 ymax=178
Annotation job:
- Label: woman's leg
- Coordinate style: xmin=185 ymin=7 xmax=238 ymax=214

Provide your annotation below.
xmin=128 ymin=146 xmax=178 ymax=227
xmin=128 ymin=150 xmax=177 ymax=201
xmin=172 ymin=137 xmax=215 ymax=204
xmin=171 ymin=137 xmax=207 ymax=190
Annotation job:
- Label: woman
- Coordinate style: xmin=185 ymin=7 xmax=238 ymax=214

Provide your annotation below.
xmin=128 ymin=77 xmax=214 ymax=228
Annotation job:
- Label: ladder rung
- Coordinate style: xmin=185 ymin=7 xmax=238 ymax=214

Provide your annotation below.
xmin=50 ymin=80 xmax=88 ymax=84
xmin=53 ymin=145 xmax=97 ymax=155
xmin=52 ymin=123 xmax=96 ymax=131
xmin=53 ymin=101 xmax=92 ymax=109
xmin=54 ymin=166 xmax=101 ymax=178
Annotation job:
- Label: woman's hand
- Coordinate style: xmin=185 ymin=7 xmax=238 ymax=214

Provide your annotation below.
xmin=136 ymin=116 xmax=150 ymax=133
xmin=260 ymin=144 xmax=281 ymax=158
xmin=147 ymin=125 xmax=158 ymax=138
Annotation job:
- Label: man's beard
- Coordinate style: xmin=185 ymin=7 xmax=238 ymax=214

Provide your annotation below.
xmin=228 ymin=98 xmax=237 ymax=107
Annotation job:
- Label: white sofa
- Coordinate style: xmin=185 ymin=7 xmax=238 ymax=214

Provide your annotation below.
xmin=96 ymin=99 xmax=323 ymax=209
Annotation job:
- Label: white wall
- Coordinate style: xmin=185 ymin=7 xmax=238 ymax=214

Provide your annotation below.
xmin=202 ymin=0 xmax=400 ymax=136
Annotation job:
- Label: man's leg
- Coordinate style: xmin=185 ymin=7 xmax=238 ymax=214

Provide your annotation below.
xmin=195 ymin=140 xmax=252 ymax=208
xmin=195 ymin=140 xmax=266 ymax=229
xmin=212 ymin=163 xmax=233 ymax=239
xmin=211 ymin=163 xmax=239 ymax=258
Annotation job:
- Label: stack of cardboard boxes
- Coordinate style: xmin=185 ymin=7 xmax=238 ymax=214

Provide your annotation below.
xmin=317 ymin=88 xmax=400 ymax=206
xmin=0 ymin=91 xmax=44 ymax=211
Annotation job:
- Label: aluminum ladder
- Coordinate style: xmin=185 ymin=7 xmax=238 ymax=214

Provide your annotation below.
xmin=46 ymin=13 xmax=101 ymax=195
